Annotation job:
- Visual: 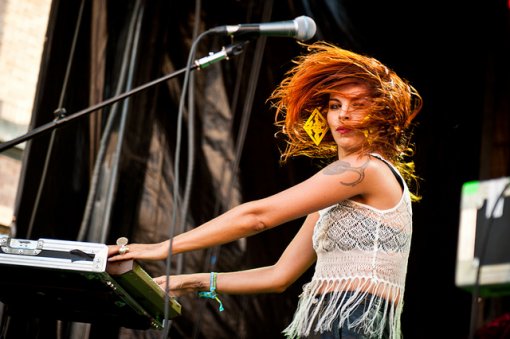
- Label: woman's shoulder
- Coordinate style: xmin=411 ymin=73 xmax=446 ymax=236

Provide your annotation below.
xmin=324 ymin=153 xmax=396 ymax=184
xmin=364 ymin=154 xmax=398 ymax=178
xmin=326 ymin=153 xmax=386 ymax=170
xmin=319 ymin=154 xmax=385 ymax=188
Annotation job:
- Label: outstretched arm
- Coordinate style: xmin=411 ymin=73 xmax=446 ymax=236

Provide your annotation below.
xmin=155 ymin=213 xmax=318 ymax=296
xmin=108 ymin=154 xmax=391 ymax=262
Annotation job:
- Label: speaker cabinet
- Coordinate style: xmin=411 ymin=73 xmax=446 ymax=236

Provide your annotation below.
xmin=456 ymin=177 xmax=510 ymax=296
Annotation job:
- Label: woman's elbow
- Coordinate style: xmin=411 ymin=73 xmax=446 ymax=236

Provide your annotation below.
xmin=238 ymin=201 xmax=276 ymax=234
xmin=271 ymin=283 xmax=290 ymax=294
xmin=240 ymin=211 xmax=272 ymax=234
xmin=269 ymin=274 xmax=294 ymax=293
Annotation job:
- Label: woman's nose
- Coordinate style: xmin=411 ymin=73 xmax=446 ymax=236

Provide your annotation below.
xmin=338 ymin=106 xmax=350 ymax=120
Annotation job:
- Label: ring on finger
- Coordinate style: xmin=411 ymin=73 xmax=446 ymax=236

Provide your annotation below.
xmin=118 ymin=245 xmax=129 ymax=255
xmin=116 ymin=237 xmax=129 ymax=255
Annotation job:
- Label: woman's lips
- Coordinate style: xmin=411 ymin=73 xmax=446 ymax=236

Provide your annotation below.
xmin=336 ymin=127 xmax=351 ymax=134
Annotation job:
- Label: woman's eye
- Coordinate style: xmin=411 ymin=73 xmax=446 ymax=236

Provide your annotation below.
xmin=329 ymin=103 xmax=340 ymax=110
xmin=353 ymin=99 xmax=370 ymax=108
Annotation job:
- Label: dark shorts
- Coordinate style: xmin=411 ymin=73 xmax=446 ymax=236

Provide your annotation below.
xmin=305 ymin=292 xmax=390 ymax=339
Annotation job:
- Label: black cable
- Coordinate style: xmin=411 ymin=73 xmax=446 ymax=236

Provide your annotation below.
xmin=98 ymin=2 xmax=144 ymax=243
xmin=192 ymin=1 xmax=274 ymax=337
xmin=21 ymin=1 xmax=86 ymax=337
xmin=73 ymin=3 xmax=143 ymax=337
xmin=162 ymin=1 xmax=202 ymax=337
xmin=468 ymin=180 xmax=510 ymax=339
xmin=26 ymin=0 xmax=86 ymax=239
xmin=161 ymin=27 xmax=216 ymax=339
xmin=77 ymin=0 xmax=143 ymax=242
xmin=175 ymin=0 xmax=202 ymax=277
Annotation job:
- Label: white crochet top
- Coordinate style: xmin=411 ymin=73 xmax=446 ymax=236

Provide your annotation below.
xmin=283 ymin=155 xmax=412 ymax=339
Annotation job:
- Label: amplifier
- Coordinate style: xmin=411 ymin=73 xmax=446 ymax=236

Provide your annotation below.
xmin=456 ymin=177 xmax=510 ymax=296
xmin=0 ymin=237 xmax=181 ymax=329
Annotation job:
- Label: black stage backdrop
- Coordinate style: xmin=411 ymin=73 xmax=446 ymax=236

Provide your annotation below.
xmin=4 ymin=0 xmax=510 ymax=338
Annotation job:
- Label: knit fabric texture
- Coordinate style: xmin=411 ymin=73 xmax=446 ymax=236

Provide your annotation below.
xmin=283 ymin=156 xmax=412 ymax=339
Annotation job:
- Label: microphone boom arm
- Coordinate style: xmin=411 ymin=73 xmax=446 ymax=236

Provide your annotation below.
xmin=0 ymin=41 xmax=249 ymax=153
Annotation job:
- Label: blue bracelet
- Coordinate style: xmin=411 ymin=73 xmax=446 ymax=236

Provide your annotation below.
xmin=198 ymin=272 xmax=224 ymax=312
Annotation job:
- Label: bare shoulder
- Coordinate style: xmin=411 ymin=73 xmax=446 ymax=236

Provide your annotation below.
xmin=321 ymin=154 xmax=389 ymax=187
xmin=321 ymin=154 xmax=369 ymax=187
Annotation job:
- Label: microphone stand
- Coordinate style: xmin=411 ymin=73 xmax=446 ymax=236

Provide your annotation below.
xmin=0 ymin=41 xmax=249 ymax=153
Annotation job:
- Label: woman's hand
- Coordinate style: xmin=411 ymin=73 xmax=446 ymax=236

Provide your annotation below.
xmin=153 ymin=273 xmax=208 ymax=297
xmin=108 ymin=240 xmax=169 ymax=262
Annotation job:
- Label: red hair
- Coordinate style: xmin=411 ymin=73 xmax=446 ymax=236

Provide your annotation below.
xmin=269 ymin=41 xmax=423 ymax=199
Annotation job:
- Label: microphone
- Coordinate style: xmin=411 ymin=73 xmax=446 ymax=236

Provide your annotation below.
xmin=210 ymin=16 xmax=317 ymax=41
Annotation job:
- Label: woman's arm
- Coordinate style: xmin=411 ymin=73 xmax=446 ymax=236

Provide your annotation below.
xmin=109 ymin=154 xmax=392 ymax=261
xmin=155 ymin=213 xmax=319 ymax=295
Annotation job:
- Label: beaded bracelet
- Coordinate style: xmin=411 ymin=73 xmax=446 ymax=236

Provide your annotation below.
xmin=198 ymin=272 xmax=224 ymax=312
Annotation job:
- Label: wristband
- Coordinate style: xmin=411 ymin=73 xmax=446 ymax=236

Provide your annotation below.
xmin=198 ymin=272 xmax=224 ymax=312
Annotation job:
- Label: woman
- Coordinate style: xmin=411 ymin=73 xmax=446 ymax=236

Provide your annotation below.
xmin=109 ymin=41 xmax=423 ymax=338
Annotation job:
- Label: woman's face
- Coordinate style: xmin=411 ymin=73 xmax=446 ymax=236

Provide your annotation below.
xmin=326 ymin=82 xmax=372 ymax=156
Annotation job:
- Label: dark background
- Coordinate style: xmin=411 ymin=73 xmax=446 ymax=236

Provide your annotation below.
xmin=2 ymin=0 xmax=510 ymax=338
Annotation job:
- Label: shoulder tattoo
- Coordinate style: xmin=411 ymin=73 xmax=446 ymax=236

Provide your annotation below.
xmin=322 ymin=158 xmax=369 ymax=187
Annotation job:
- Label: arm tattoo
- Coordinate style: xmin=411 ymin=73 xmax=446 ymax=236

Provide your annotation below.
xmin=322 ymin=159 xmax=369 ymax=187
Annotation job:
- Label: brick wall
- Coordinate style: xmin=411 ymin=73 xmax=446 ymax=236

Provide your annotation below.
xmin=0 ymin=0 xmax=52 ymax=230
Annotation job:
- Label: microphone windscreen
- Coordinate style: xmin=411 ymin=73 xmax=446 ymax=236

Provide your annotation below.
xmin=294 ymin=16 xmax=317 ymax=41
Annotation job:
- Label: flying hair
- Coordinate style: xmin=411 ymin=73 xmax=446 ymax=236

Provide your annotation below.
xmin=268 ymin=41 xmax=423 ymax=200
